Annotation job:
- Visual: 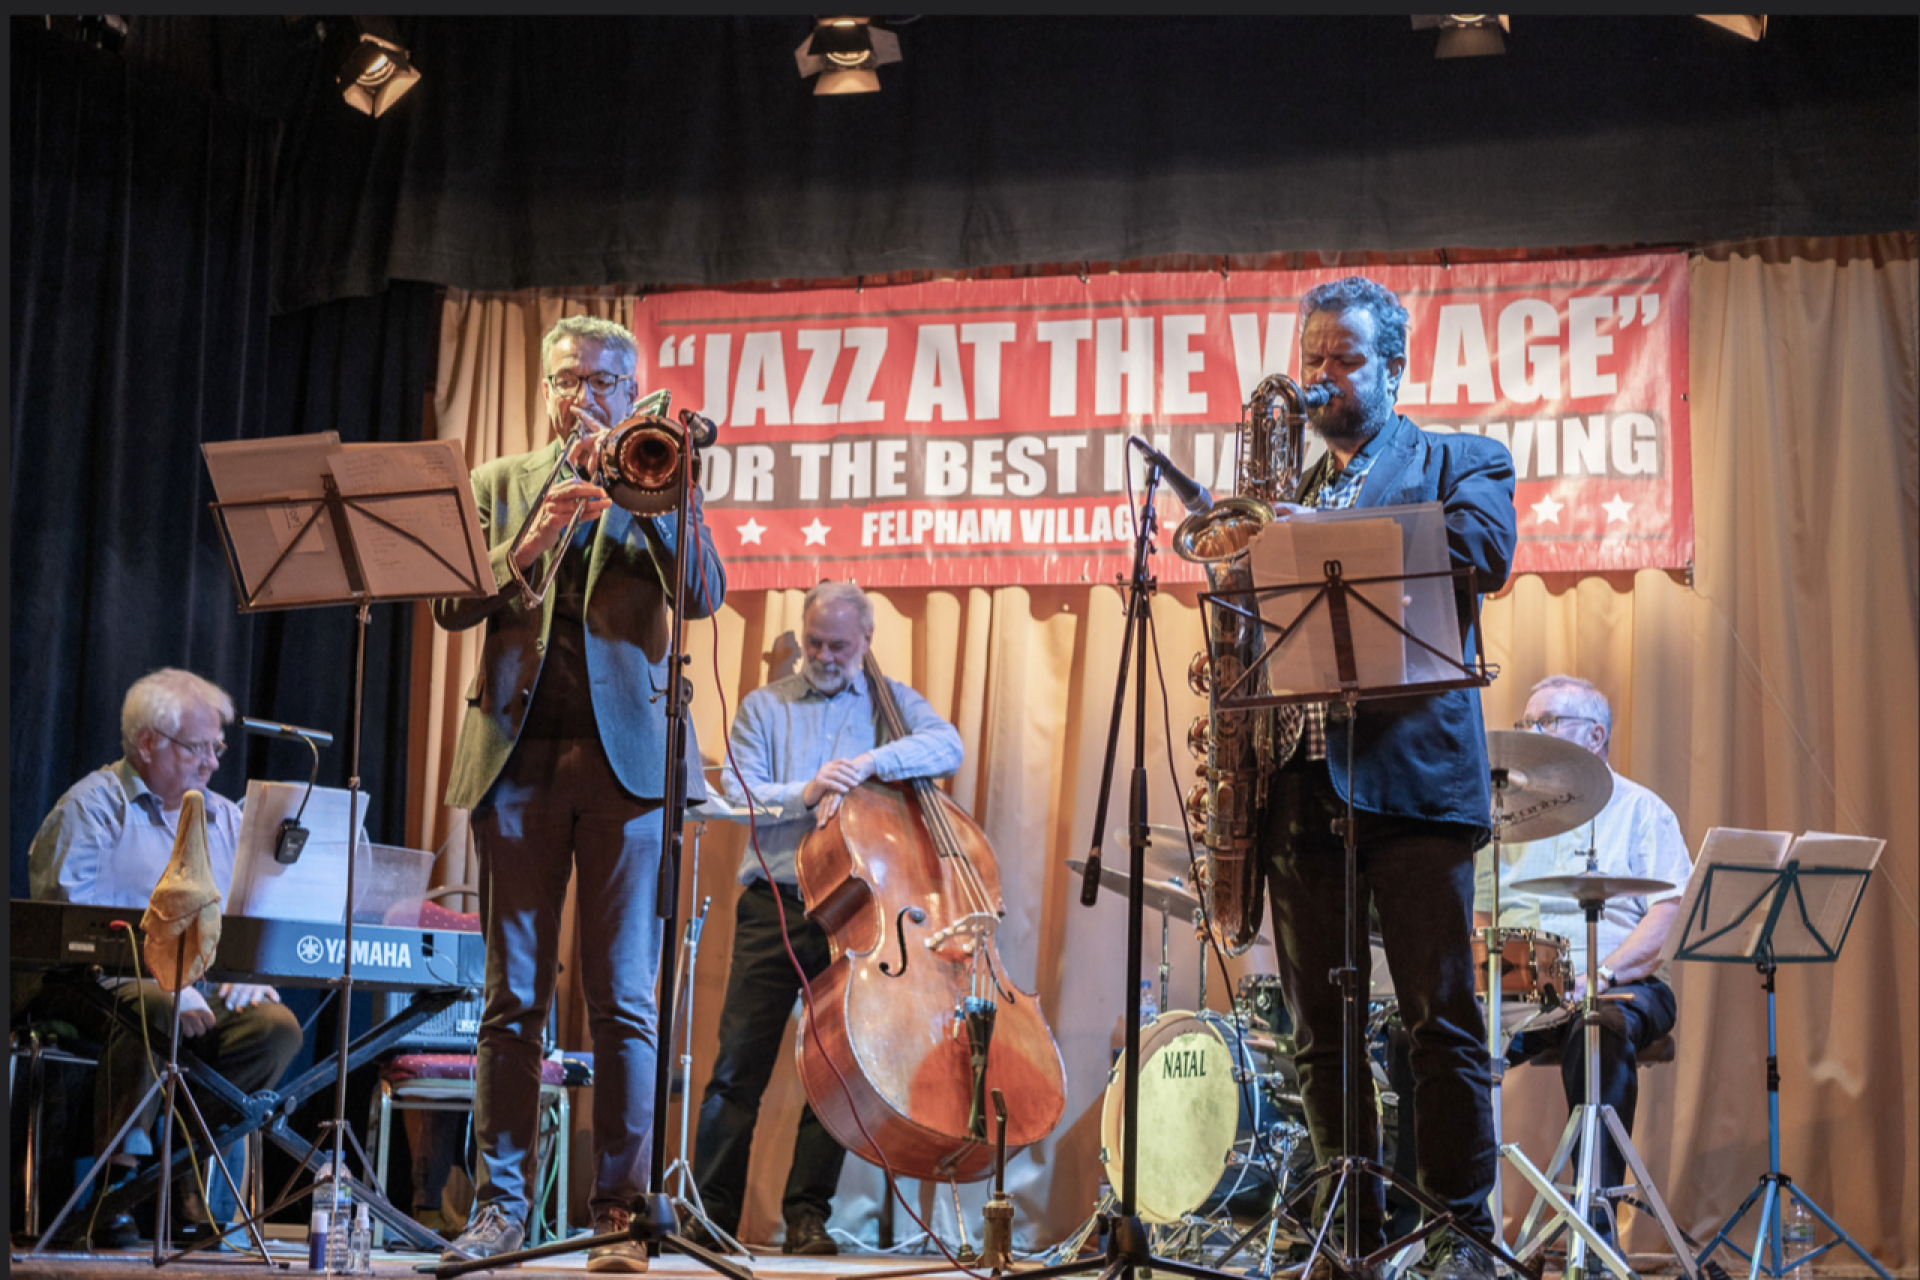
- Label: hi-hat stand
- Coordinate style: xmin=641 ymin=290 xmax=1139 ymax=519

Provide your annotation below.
xmin=1501 ymin=865 xmax=1698 ymax=1280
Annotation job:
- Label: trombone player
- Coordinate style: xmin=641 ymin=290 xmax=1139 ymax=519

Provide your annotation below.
xmin=433 ymin=315 xmax=727 ymax=1271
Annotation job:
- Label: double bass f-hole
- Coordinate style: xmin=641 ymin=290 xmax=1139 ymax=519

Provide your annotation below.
xmin=880 ymin=905 xmax=928 ymax=977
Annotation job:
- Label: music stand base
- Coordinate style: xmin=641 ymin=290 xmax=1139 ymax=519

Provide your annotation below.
xmin=1695 ymin=1174 xmax=1895 ymax=1280
xmin=430 ymin=1194 xmax=752 ymax=1280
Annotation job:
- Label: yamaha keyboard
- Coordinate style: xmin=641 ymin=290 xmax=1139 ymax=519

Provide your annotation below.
xmin=10 ymin=898 xmax=485 ymax=992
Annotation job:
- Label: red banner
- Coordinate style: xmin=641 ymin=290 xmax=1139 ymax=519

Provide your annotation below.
xmin=634 ymin=256 xmax=1690 ymax=590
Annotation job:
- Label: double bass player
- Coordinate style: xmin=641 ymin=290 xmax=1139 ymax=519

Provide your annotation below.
xmin=688 ymin=581 xmax=963 ymax=1254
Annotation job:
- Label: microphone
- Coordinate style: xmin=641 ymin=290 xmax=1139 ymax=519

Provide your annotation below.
xmin=240 ymin=716 xmax=334 ymax=748
xmin=679 ymin=409 xmax=718 ymax=449
xmin=1127 ymin=436 xmax=1213 ymax=516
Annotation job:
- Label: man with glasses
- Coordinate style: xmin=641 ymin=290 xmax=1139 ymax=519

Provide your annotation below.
xmin=1474 ymin=674 xmax=1693 ymax=1248
xmin=27 ymin=668 xmax=304 ymax=1247
xmin=433 ymin=315 xmax=726 ymax=1271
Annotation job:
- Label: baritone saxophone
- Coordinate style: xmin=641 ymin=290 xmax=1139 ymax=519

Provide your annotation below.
xmin=1171 ymin=373 xmax=1325 ymax=956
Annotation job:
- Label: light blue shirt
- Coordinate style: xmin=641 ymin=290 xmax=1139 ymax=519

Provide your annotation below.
xmin=718 ymin=672 xmax=965 ymax=887
xmin=28 ymin=758 xmax=243 ymax=906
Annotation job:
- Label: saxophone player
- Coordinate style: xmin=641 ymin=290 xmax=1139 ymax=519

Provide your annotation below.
xmin=1259 ymin=278 xmax=1517 ymax=1280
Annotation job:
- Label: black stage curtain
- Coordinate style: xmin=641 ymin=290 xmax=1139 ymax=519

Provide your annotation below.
xmin=9 ymin=27 xmax=438 ymax=892
xmin=255 ymin=14 xmax=1915 ymax=309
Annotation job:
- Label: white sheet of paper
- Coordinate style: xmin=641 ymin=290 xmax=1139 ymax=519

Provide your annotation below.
xmin=1659 ymin=826 xmax=1793 ymax=964
xmin=1769 ymin=831 xmax=1884 ymax=958
xmin=328 ymin=441 xmax=490 ymax=600
xmin=229 ymin=780 xmax=372 ymax=922
xmin=1249 ymin=513 xmax=1407 ymax=696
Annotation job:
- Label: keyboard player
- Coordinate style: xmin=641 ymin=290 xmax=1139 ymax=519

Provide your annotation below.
xmin=24 ymin=668 xmax=304 ymax=1247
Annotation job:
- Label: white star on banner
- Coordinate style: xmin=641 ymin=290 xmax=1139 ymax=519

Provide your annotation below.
xmin=1601 ymin=493 xmax=1634 ymax=524
xmin=1530 ymin=494 xmax=1565 ymax=525
xmin=801 ymin=518 xmax=832 ymax=546
xmin=736 ymin=517 xmax=767 ymax=546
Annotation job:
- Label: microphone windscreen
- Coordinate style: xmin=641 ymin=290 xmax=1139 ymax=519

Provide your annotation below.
xmin=140 ymin=790 xmax=223 ymax=991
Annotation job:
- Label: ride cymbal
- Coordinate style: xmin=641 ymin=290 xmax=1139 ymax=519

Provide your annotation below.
xmin=1486 ymin=730 xmax=1614 ymax=843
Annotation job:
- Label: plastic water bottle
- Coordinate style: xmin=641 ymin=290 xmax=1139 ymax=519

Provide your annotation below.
xmin=1782 ymin=1200 xmax=1814 ymax=1280
xmin=348 ymin=1204 xmax=373 ymax=1275
xmin=1139 ymin=978 xmax=1158 ymax=1026
xmin=308 ymin=1197 xmax=331 ymax=1272
xmin=323 ymin=1180 xmax=356 ymax=1273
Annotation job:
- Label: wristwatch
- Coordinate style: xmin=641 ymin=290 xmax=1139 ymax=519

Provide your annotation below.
xmin=1596 ymin=964 xmax=1618 ymax=988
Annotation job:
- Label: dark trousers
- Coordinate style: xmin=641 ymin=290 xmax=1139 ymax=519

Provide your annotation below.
xmin=1507 ymin=979 xmax=1678 ymax=1205
xmin=1263 ymin=762 xmax=1496 ymax=1252
xmin=471 ymin=736 xmax=665 ymax=1221
xmin=692 ymin=880 xmax=846 ymax=1234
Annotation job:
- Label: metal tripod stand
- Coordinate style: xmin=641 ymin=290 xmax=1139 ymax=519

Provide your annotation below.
xmin=31 ymin=932 xmax=278 ymax=1267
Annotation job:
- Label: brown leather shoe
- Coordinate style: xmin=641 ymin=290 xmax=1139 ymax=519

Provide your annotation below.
xmin=588 ymin=1207 xmax=650 ymax=1273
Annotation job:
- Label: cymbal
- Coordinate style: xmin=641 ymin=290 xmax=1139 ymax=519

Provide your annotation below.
xmin=1067 ymin=857 xmax=1200 ymax=919
xmin=1108 ymin=823 xmax=1203 ymax=879
xmin=1067 ymin=858 xmax=1271 ymax=946
xmin=1486 ymin=730 xmax=1614 ymax=843
xmin=1509 ymin=871 xmax=1676 ymax=904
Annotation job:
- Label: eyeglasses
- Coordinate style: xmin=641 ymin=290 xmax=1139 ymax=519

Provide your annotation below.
xmin=1515 ymin=713 xmax=1597 ymax=733
xmin=158 ymin=731 xmax=227 ymax=762
xmin=546 ymin=371 xmax=630 ymax=396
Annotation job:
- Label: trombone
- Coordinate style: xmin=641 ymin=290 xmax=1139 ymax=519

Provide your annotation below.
xmin=507 ymin=388 xmax=704 ymax=605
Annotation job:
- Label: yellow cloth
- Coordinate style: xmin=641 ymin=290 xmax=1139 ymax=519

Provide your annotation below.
xmin=139 ymin=789 xmax=223 ymax=990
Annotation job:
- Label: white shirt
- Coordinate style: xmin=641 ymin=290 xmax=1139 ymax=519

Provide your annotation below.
xmin=1474 ymin=768 xmax=1692 ymax=975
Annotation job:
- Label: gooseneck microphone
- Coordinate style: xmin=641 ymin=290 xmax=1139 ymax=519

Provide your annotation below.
xmin=240 ymin=717 xmax=334 ymax=747
xmin=1126 ymin=436 xmax=1214 ymax=516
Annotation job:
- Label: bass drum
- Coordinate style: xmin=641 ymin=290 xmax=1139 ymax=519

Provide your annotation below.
xmin=1101 ymin=1011 xmax=1283 ymax=1224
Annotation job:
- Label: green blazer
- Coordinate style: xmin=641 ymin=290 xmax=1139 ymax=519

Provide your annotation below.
xmin=434 ymin=440 xmax=727 ymax=811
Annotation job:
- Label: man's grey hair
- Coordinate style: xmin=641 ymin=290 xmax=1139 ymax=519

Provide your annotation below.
xmin=541 ymin=315 xmax=638 ymax=375
xmin=804 ymin=580 xmax=874 ymax=637
xmin=1301 ymin=276 xmax=1411 ymax=363
xmin=122 ymin=668 xmax=234 ymax=756
xmin=1531 ymin=674 xmax=1612 ymax=754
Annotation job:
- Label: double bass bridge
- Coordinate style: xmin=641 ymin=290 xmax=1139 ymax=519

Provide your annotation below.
xmin=926 ymin=909 xmax=1000 ymax=956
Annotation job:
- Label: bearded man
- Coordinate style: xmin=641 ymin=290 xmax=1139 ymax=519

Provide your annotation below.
xmin=684 ymin=581 xmax=962 ymax=1256
xmin=1258 ymin=277 xmax=1518 ymax=1280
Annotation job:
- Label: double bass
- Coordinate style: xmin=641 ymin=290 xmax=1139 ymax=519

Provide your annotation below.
xmin=793 ymin=650 xmax=1067 ymax=1183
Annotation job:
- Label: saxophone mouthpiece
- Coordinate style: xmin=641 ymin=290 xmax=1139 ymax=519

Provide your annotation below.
xmin=1299 ymin=383 xmax=1340 ymax=407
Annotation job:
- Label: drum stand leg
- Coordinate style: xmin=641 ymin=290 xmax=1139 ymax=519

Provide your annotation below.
xmin=1506 ymin=902 xmax=1697 ymax=1280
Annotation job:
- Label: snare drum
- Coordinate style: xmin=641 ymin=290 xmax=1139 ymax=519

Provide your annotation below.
xmin=1472 ymin=927 xmax=1572 ymax=1006
xmin=1100 ymin=1010 xmax=1276 ymax=1223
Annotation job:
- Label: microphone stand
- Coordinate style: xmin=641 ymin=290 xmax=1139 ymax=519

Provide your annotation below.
xmin=435 ymin=413 xmax=750 ymax=1280
xmin=1010 ymin=459 xmax=1248 ymax=1280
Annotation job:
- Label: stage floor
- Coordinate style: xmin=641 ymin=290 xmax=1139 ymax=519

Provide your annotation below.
xmin=3 ymin=1241 xmax=1778 ymax=1280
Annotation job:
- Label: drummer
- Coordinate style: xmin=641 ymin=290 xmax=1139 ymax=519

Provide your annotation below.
xmin=1474 ymin=675 xmax=1694 ymax=1244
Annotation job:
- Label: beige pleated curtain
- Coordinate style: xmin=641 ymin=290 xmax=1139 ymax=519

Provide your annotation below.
xmin=406 ymin=237 xmax=1919 ymax=1268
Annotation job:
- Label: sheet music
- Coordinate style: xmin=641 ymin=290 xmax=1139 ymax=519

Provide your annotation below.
xmin=1660 ymin=826 xmax=1792 ymax=964
xmin=229 ymin=780 xmax=371 ymax=922
xmin=1249 ymin=513 xmax=1408 ymax=694
xmin=202 ymin=435 xmax=352 ymax=604
xmin=328 ymin=441 xmax=490 ymax=600
xmin=1770 ymin=831 xmax=1884 ymax=958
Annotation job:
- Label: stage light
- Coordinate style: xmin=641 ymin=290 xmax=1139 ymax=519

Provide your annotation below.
xmin=795 ymin=16 xmax=902 ymax=96
xmin=1412 ymin=15 xmax=1510 ymax=59
xmin=1697 ymin=15 xmax=1767 ymax=40
xmin=319 ymin=15 xmax=420 ymax=116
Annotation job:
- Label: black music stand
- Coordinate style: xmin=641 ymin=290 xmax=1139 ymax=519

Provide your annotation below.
xmin=1207 ymin=506 xmax=1534 ymax=1280
xmin=205 ymin=438 xmax=490 ymax=1260
xmin=1682 ymin=850 xmax=1893 ymax=1280
xmin=430 ymin=410 xmax=751 ymax=1280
